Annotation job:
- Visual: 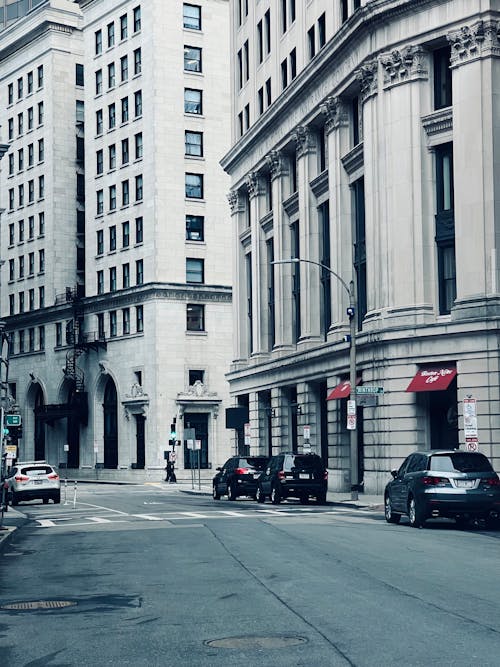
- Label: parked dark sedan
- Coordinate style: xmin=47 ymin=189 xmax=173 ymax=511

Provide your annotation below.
xmin=384 ymin=450 xmax=500 ymax=528
xmin=212 ymin=456 xmax=269 ymax=500
xmin=256 ymin=452 xmax=328 ymax=504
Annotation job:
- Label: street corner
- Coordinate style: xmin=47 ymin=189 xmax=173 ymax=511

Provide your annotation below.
xmin=0 ymin=508 xmax=27 ymax=547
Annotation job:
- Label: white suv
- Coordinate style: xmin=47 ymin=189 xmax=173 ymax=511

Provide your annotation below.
xmin=6 ymin=461 xmax=61 ymax=506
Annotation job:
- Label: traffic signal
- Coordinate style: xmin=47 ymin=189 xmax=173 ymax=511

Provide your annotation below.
xmin=2 ymin=427 xmax=9 ymax=436
xmin=170 ymin=419 xmax=177 ymax=440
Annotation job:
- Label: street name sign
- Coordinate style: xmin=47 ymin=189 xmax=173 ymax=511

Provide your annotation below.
xmin=355 ymin=387 xmax=384 ymax=395
xmin=5 ymin=414 xmax=21 ymax=426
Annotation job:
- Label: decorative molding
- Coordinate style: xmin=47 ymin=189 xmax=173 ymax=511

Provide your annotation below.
xmin=282 ymin=191 xmax=299 ymax=218
xmin=291 ymin=125 xmax=315 ymax=157
xmin=341 ymin=142 xmax=364 ymax=177
xmin=259 ymin=210 xmax=274 ymax=234
xmin=421 ymin=108 xmax=453 ymax=140
xmin=356 ymin=59 xmax=378 ymax=103
xmin=246 ymin=171 xmax=261 ymax=199
xmin=448 ymin=20 xmax=500 ymax=66
xmin=309 ymin=170 xmax=329 ymax=200
xmin=380 ymin=46 xmax=428 ymax=88
xmin=176 ymin=381 xmax=221 ymax=417
xmin=227 ymin=189 xmax=243 ymax=214
xmin=266 ymin=150 xmax=288 ymax=180
xmin=320 ymin=96 xmax=348 ymax=134
xmin=98 ymin=361 xmax=110 ymax=375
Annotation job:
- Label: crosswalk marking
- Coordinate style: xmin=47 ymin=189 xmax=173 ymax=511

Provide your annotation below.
xmin=87 ymin=517 xmax=112 ymax=523
xmin=37 ymin=519 xmax=56 ymax=527
xmin=219 ymin=511 xmax=244 ymax=517
xmin=132 ymin=514 xmax=164 ymax=521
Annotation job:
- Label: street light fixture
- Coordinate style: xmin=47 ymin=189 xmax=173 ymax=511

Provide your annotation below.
xmin=272 ymin=257 xmax=359 ymax=500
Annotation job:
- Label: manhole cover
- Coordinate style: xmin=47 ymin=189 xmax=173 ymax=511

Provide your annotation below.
xmin=205 ymin=635 xmax=308 ymax=649
xmin=1 ymin=600 xmax=77 ymax=611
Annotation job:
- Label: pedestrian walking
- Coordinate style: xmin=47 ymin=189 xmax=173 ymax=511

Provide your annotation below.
xmin=165 ymin=460 xmax=176 ymax=483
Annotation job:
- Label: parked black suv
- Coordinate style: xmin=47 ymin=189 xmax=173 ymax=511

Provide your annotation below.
xmin=212 ymin=456 xmax=269 ymax=500
xmin=256 ymin=453 xmax=328 ymax=504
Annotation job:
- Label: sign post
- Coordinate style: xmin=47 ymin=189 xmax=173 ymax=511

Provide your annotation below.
xmin=463 ymin=397 xmax=478 ymax=451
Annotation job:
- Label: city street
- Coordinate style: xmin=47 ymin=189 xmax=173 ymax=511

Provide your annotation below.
xmin=1 ymin=483 xmax=500 ymax=666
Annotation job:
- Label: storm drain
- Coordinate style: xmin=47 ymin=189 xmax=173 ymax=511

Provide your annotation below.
xmin=1 ymin=600 xmax=77 ymax=611
xmin=205 ymin=635 xmax=308 ymax=649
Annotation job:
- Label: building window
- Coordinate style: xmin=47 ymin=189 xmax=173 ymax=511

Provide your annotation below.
xmin=281 ymin=59 xmax=288 ymax=90
xmin=108 ymin=102 xmax=116 ymax=129
xmin=123 ymin=308 xmax=130 ymax=334
xmin=135 ymin=216 xmax=143 ymax=243
xmin=122 ymin=221 xmax=130 ymax=247
xmin=18 ymin=219 xmax=24 ymax=242
xmin=184 ymin=4 xmax=201 ymax=30
xmin=19 ymin=330 xmax=25 ymax=353
xmin=133 ymin=6 xmax=142 ymax=32
xmin=19 ymin=256 xmax=24 ymax=279
xmin=8 ymin=118 xmax=13 ymax=140
xmin=290 ymin=48 xmax=297 ymax=80
xmin=185 ymin=130 xmax=203 ymax=156
xmin=28 ymin=180 xmax=34 ymax=203
xmin=39 ymin=285 xmax=44 ymax=308
xmin=108 ymin=62 xmax=116 ymax=88
xmin=29 ymin=328 xmax=35 ymax=352
xmin=39 ymin=212 xmax=45 ymax=235
xmin=134 ymin=48 xmax=142 ymax=75
xmin=28 ymin=216 xmax=34 ymax=239
xmin=353 ymin=177 xmax=367 ymax=330
xmin=96 ymin=69 xmax=103 ymax=95
xmin=56 ymin=322 xmax=62 ymax=347
xmin=97 ymin=149 xmax=104 ymax=175
xmin=122 ymin=180 xmax=130 ymax=206
xmin=97 ymin=313 xmax=105 ymax=339
xmin=18 ymin=184 xmax=24 ymax=206
xmin=121 ymin=96 xmax=129 ymax=122
xmin=37 ymin=102 xmax=44 ymax=125
xmin=76 ymin=63 xmax=84 ymax=86
xmin=122 ymin=262 xmax=130 ymax=288
xmin=9 ymin=223 xmax=14 ymax=246
xmin=107 ymin=22 xmax=115 ymax=48
xmin=97 ymin=190 xmax=104 ymax=215
xmin=135 ymin=305 xmax=144 ymax=332
xmin=184 ymin=46 xmax=202 ymax=72
xmin=28 ymin=143 xmax=34 ymax=166
xmin=134 ymin=132 xmax=143 ymax=159
xmin=136 ymin=259 xmax=144 ymax=285
xmin=9 ymin=189 xmax=14 ymax=210
xmin=109 ymin=144 xmax=116 ymax=170
xmin=39 ymin=326 xmax=45 ymax=351
xmin=122 ymin=138 xmax=130 ymax=164
xmin=110 ymin=311 xmax=117 ymax=338
xmin=37 ymin=65 xmax=44 ymax=88
xmin=341 ymin=0 xmax=348 ymax=24
xmin=18 ymin=112 xmax=23 ymax=135
xmin=120 ymin=14 xmax=128 ymax=40
xmin=95 ymin=29 xmax=102 ymax=55
xmin=319 ymin=201 xmax=331 ymax=339
xmin=134 ymin=90 xmax=142 ymax=117
xmin=184 ymin=88 xmax=202 ymax=114
xmin=135 ymin=175 xmax=143 ymax=201
xmin=434 ymin=46 xmax=452 ymax=110
xmin=435 ymin=143 xmax=456 ymax=315
xmin=9 ymin=295 xmax=14 ymax=315
xmin=185 ymin=173 xmax=203 ymax=198
xmin=187 ymin=304 xmax=204 ymax=331
xmin=290 ymin=223 xmax=300 ymax=343
xmin=186 ymin=214 xmax=204 ymax=241
xmin=186 ymin=258 xmax=204 ymax=283
xmin=27 ymin=107 xmax=33 ymax=130
xmin=318 ymin=13 xmax=326 ymax=48
xmin=96 ymin=109 xmax=103 ymax=134
xmin=109 ymin=185 xmax=117 ymax=210
xmin=19 ymin=292 xmax=25 ymax=314
xmin=97 ymin=270 xmax=104 ymax=294
xmin=29 ymin=288 xmax=35 ymax=310
xmin=258 ymin=87 xmax=264 ymax=116
xmin=8 ymin=82 xmax=13 ymax=104
xmin=308 ymin=25 xmax=315 ymax=60
xmin=9 ymin=153 xmax=14 ymax=175
xmin=120 ymin=55 xmax=129 ymax=82
xmin=97 ymin=229 xmax=104 ymax=255
xmin=110 ymin=225 xmax=117 ymax=251
xmin=17 ymin=77 xmax=23 ymax=99
xmin=9 ymin=259 xmax=14 ymax=281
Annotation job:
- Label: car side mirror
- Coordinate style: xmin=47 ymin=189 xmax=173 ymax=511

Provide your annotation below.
xmin=391 ymin=469 xmax=398 ymax=479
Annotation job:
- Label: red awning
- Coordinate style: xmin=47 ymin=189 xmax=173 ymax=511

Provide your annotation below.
xmin=327 ymin=379 xmax=361 ymax=400
xmin=405 ymin=366 xmax=457 ymax=392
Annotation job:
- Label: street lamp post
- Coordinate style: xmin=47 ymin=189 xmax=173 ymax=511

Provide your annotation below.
xmin=272 ymin=258 xmax=359 ymax=500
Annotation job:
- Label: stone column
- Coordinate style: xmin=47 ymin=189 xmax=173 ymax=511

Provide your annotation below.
xmin=291 ymin=125 xmax=322 ymax=346
xmin=227 ymin=189 xmax=247 ymax=367
xmin=246 ymin=172 xmax=266 ymax=359
xmin=266 ymin=150 xmax=294 ymax=352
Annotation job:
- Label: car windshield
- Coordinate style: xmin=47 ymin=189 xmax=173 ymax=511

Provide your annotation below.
xmin=21 ymin=466 xmax=52 ymax=476
xmin=290 ymin=456 xmax=323 ymax=472
xmin=240 ymin=458 xmax=268 ymax=471
xmin=429 ymin=453 xmax=493 ymax=473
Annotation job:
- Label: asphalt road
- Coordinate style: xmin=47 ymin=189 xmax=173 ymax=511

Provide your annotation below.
xmin=1 ymin=483 xmax=499 ymax=667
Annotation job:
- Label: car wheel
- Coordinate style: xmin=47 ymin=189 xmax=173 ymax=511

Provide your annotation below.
xmin=270 ymin=484 xmax=281 ymax=505
xmin=11 ymin=492 xmax=19 ymax=506
xmin=212 ymin=484 xmax=221 ymax=500
xmin=408 ymin=496 xmax=425 ymax=528
xmin=43 ymin=497 xmax=49 ymax=505
xmin=315 ymin=492 xmax=326 ymax=505
xmin=53 ymin=493 xmax=61 ymax=504
xmin=256 ymin=485 xmax=266 ymax=504
xmin=455 ymin=515 xmax=469 ymax=529
xmin=228 ymin=483 xmax=238 ymax=501
xmin=384 ymin=494 xmax=401 ymax=524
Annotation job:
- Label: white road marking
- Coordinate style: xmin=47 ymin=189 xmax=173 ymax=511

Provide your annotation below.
xmin=87 ymin=517 xmax=112 ymax=523
xmin=37 ymin=519 xmax=56 ymax=527
xmin=181 ymin=512 xmax=209 ymax=518
xmin=132 ymin=514 xmax=165 ymax=521
xmin=219 ymin=511 xmax=244 ymax=517
xmin=73 ymin=501 xmax=129 ymax=515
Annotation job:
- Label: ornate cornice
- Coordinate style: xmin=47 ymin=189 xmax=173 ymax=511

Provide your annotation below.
xmin=356 ymin=59 xmax=378 ymax=103
xmin=291 ymin=125 xmax=315 ymax=158
xmin=448 ymin=20 xmax=500 ymax=66
xmin=265 ymin=150 xmax=288 ymax=180
xmin=246 ymin=171 xmax=261 ymax=199
xmin=421 ymin=108 xmax=453 ymax=140
xmin=380 ymin=45 xmax=428 ymax=88
xmin=227 ymin=189 xmax=244 ymax=214
xmin=319 ymin=96 xmax=348 ymax=134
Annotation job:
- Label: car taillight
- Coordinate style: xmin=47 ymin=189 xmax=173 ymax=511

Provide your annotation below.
xmin=234 ymin=467 xmax=249 ymax=475
xmin=324 ymin=471 xmax=328 ymax=480
xmin=14 ymin=475 xmax=29 ymax=482
xmin=48 ymin=473 xmax=59 ymax=480
xmin=422 ymin=476 xmax=450 ymax=486
xmin=277 ymin=471 xmax=285 ymax=480
xmin=484 ymin=477 xmax=500 ymax=486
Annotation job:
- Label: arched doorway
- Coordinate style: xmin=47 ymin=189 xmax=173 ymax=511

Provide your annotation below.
xmin=103 ymin=378 xmax=118 ymax=468
xmin=34 ymin=385 xmax=45 ymax=460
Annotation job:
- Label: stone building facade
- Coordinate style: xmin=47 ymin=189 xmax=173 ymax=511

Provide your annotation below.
xmin=0 ymin=0 xmax=233 ymax=480
xmin=221 ymin=0 xmax=500 ymax=493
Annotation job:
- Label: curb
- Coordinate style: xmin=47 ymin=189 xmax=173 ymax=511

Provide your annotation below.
xmin=0 ymin=508 xmax=28 ymax=549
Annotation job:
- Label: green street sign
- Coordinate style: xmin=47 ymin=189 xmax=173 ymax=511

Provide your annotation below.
xmin=5 ymin=414 xmax=21 ymax=426
xmin=355 ymin=387 xmax=384 ymax=395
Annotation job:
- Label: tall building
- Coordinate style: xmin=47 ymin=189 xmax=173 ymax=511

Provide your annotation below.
xmin=221 ymin=0 xmax=500 ymax=493
xmin=0 ymin=0 xmax=233 ymax=480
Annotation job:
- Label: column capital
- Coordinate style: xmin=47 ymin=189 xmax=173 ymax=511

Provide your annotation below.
xmin=265 ymin=149 xmax=288 ymax=180
xmin=246 ymin=171 xmax=262 ymax=199
xmin=291 ymin=125 xmax=316 ymax=158
xmin=448 ymin=20 xmax=500 ymax=66
xmin=320 ymin=96 xmax=348 ymax=134
xmin=227 ymin=189 xmax=244 ymax=214
xmin=355 ymin=59 xmax=378 ymax=103
xmin=380 ymin=45 xmax=429 ymax=88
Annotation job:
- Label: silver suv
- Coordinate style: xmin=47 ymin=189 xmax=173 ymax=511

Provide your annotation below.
xmin=5 ymin=461 xmax=61 ymax=505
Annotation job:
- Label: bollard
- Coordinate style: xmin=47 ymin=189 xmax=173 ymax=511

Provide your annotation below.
xmin=73 ymin=480 xmax=77 ymax=509
xmin=63 ymin=479 xmax=68 ymax=506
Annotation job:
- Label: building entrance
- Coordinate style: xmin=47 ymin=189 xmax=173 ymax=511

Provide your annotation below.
xmin=103 ymin=379 xmax=118 ymax=468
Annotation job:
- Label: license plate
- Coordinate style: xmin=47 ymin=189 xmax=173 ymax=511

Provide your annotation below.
xmin=299 ymin=473 xmax=310 ymax=479
xmin=456 ymin=480 xmax=475 ymax=488
xmin=33 ymin=479 xmax=43 ymax=485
